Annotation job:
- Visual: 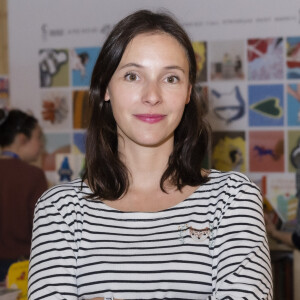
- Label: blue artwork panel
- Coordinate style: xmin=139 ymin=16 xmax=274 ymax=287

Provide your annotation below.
xmin=71 ymin=47 xmax=101 ymax=87
xmin=248 ymin=84 xmax=284 ymax=127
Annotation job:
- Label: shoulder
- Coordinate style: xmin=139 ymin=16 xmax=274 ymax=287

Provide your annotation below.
xmin=207 ymin=171 xmax=264 ymax=231
xmin=208 ymin=169 xmax=258 ymax=191
xmin=0 ymin=159 xmax=45 ymax=180
xmin=0 ymin=158 xmax=37 ymax=171
xmin=36 ymin=178 xmax=89 ymax=212
xmin=208 ymin=169 xmax=251 ymax=183
xmin=34 ymin=178 xmax=91 ymax=227
xmin=26 ymin=163 xmax=47 ymax=178
xmin=207 ymin=169 xmax=262 ymax=207
xmin=12 ymin=159 xmax=45 ymax=176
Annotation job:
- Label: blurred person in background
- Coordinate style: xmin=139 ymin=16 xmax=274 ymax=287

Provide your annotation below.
xmin=265 ymin=214 xmax=300 ymax=250
xmin=0 ymin=108 xmax=47 ymax=282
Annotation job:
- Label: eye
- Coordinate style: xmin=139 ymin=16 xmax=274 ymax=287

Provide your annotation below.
xmin=165 ymin=76 xmax=179 ymax=84
xmin=125 ymin=72 xmax=139 ymax=81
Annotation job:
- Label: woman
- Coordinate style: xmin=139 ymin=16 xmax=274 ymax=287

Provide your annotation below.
xmin=28 ymin=10 xmax=272 ymax=299
xmin=0 ymin=109 xmax=47 ymax=282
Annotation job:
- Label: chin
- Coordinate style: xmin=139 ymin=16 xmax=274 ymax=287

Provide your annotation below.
xmin=135 ymin=134 xmax=173 ymax=148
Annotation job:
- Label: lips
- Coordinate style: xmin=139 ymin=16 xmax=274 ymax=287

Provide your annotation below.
xmin=133 ymin=114 xmax=166 ymax=124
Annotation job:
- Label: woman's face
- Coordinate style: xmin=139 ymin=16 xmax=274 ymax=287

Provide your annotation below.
xmin=21 ymin=125 xmax=44 ymax=162
xmin=105 ymin=32 xmax=191 ymax=149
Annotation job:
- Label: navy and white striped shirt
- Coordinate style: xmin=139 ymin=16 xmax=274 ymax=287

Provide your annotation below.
xmin=28 ymin=170 xmax=272 ymax=299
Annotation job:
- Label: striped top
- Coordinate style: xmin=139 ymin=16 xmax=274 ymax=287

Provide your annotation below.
xmin=28 ymin=170 xmax=272 ymax=300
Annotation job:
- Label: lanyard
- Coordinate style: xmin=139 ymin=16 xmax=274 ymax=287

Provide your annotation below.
xmin=1 ymin=151 xmax=20 ymax=159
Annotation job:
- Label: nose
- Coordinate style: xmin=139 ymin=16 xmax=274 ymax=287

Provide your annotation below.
xmin=142 ymin=81 xmax=162 ymax=106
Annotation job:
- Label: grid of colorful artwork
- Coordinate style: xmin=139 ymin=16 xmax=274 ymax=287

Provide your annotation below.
xmin=38 ymin=47 xmax=99 ymax=185
xmin=193 ymin=37 xmax=300 ymax=177
xmin=38 ymin=36 xmax=300 ymax=185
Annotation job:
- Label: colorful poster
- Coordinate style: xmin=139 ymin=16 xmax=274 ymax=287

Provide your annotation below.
xmin=73 ymin=90 xmax=91 ymax=129
xmin=212 ymin=131 xmax=246 ymax=173
xmin=248 ymin=84 xmax=284 ymax=127
xmin=247 ymin=38 xmax=284 ymax=80
xmin=249 ymin=130 xmax=284 ymax=172
xmin=55 ymin=153 xmax=85 ymax=183
xmin=39 ymin=49 xmax=69 ymax=87
xmin=208 ymin=83 xmax=247 ymax=130
xmin=42 ymin=132 xmax=71 ymax=171
xmin=210 ymin=40 xmax=245 ymax=81
xmin=192 ymin=41 xmax=207 ymax=82
xmin=40 ymin=90 xmax=72 ymax=130
xmin=287 ymin=83 xmax=300 ymax=126
xmin=73 ymin=132 xmax=86 ymax=154
xmin=71 ymin=47 xmax=101 ymax=87
xmin=288 ymin=130 xmax=300 ymax=172
xmin=286 ymin=36 xmax=300 ymax=79
xmin=266 ymin=174 xmax=298 ymax=223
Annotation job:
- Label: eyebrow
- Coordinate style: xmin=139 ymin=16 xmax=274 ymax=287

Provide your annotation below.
xmin=118 ymin=63 xmax=186 ymax=73
xmin=119 ymin=63 xmax=142 ymax=70
xmin=165 ymin=65 xmax=186 ymax=73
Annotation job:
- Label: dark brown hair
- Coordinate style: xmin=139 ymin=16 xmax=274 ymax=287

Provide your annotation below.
xmin=83 ymin=9 xmax=210 ymax=200
xmin=0 ymin=109 xmax=38 ymax=147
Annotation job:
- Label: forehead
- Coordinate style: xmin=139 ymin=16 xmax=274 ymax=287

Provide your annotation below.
xmin=120 ymin=32 xmax=189 ymax=64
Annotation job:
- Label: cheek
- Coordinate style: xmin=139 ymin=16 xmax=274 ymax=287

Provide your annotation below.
xmin=110 ymin=93 xmax=136 ymax=116
xmin=172 ymin=103 xmax=187 ymax=127
xmin=172 ymin=97 xmax=188 ymax=115
xmin=166 ymin=87 xmax=190 ymax=104
xmin=33 ymin=140 xmax=42 ymax=151
xmin=109 ymin=103 xmax=129 ymax=130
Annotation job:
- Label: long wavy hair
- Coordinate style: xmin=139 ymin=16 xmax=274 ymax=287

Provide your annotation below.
xmin=83 ymin=9 xmax=211 ymax=200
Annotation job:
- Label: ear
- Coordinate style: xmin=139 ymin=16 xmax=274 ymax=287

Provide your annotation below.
xmin=14 ymin=133 xmax=29 ymax=149
xmin=104 ymin=89 xmax=110 ymax=101
xmin=185 ymin=84 xmax=192 ymax=104
xmin=16 ymin=133 xmax=28 ymax=145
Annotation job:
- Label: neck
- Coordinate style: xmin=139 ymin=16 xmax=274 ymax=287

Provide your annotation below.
xmin=1 ymin=150 xmax=20 ymax=159
xmin=118 ymin=140 xmax=174 ymax=192
xmin=1 ymin=146 xmax=21 ymax=159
